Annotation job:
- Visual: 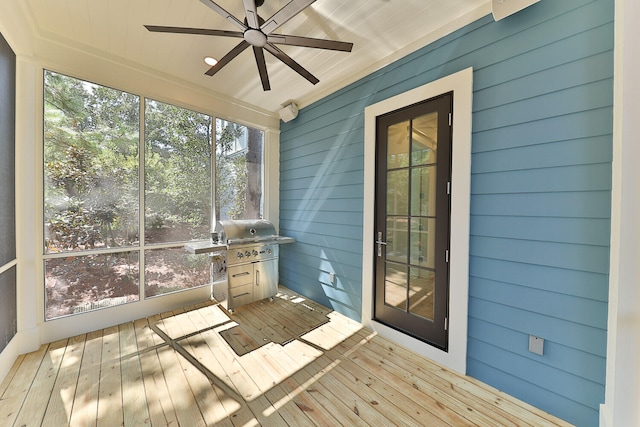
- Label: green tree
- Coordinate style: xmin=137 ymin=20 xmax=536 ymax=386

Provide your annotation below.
xmin=144 ymin=100 xmax=212 ymax=242
xmin=215 ymin=121 xmax=245 ymax=220
xmin=44 ymin=71 xmax=139 ymax=251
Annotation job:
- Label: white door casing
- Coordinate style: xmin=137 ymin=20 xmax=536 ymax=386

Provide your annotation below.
xmin=362 ymin=67 xmax=473 ymax=374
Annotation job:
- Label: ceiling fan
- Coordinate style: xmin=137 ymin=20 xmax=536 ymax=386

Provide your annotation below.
xmin=144 ymin=0 xmax=354 ymax=91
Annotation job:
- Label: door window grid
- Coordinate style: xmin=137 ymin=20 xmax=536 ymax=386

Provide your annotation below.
xmin=375 ymin=93 xmax=453 ymax=350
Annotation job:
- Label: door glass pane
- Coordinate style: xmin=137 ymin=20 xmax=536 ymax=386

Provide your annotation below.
xmin=387 ymin=121 xmax=410 ymax=169
xmin=387 ymin=170 xmax=408 ymax=215
xmin=386 ymin=217 xmax=408 ymax=263
xmin=410 ymin=217 xmax=436 ymax=268
xmin=385 ymin=262 xmax=407 ymax=311
xmin=411 ymin=112 xmax=438 ymax=166
xmin=409 ymin=267 xmax=435 ymax=321
xmin=411 ymin=166 xmax=437 ymax=217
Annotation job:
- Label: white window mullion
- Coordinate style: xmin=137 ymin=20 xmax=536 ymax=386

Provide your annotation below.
xmin=211 ymin=116 xmax=217 ymax=226
xmin=139 ymin=98 xmax=146 ymax=300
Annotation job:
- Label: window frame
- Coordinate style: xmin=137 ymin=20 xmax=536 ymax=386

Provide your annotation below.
xmin=41 ymin=70 xmax=267 ymax=320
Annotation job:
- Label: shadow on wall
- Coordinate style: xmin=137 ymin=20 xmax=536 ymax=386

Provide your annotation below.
xmin=279 ymin=116 xmax=365 ymax=321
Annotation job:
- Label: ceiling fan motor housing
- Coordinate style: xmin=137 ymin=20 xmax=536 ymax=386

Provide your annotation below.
xmin=244 ymin=28 xmax=267 ymax=47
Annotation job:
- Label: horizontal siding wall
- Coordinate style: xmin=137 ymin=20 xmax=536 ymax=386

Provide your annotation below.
xmin=279 ymin=113 xmax=366 ymax=319
xmin=279 ymin=0 xmax=613 ymax=426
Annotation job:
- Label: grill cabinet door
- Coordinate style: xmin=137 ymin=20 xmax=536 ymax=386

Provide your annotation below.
xmin=254 ymin=258 xmax=278 ymax=301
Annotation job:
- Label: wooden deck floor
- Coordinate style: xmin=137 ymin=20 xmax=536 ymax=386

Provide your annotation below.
xmin=0 ymin=286 xmax=573 ymax=427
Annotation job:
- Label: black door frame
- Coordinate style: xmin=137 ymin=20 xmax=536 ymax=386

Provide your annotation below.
xmin=373 ymin=92 xmax=453 ymax=351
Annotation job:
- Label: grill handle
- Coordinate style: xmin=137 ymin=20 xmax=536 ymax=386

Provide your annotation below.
xmin=232 ymin=271 xmax=251 ymax=278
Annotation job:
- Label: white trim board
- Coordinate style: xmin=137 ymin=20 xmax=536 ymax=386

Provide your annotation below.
xmin=362 ymin=67 xmax=473 ymax=374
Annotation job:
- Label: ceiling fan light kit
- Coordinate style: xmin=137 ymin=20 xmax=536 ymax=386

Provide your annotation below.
xmin=145 ymin=0 xmax=353 ymax=91
xmin=204 ymin=56 xmax=218 ymax=66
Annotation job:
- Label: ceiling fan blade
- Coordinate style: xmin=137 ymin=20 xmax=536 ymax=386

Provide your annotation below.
xmin=205 ymin=40 xmax=251 ymax=76
xmin=253 ymin=47 xmax=271 ymax=91
xmin=199 ymin=0 xmax=247 ymax=31
xmin=261 ymin=0 xmax=316 ymax=34
xmin=144 ymin=25 xmax=244 ymax=39
xmin=243 ymin=0 xmax=260 ymax=29
xmin=264 ymin=43 xmax=319 ymax=85
xmin=267 ymin=34 xmax=353 ymax=52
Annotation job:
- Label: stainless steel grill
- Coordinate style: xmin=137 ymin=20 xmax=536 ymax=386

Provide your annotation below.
xmin=186 ymin=219 xmax=294 ymax=312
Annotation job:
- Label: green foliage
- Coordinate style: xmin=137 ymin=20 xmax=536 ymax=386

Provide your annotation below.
xmin=215 ymin=121 xmax=247 ymax=220
xmin=44 ymin=71 xmax=263 ymax=252
xmin=44 ymin=71 xmax=139 ymax=251
xmin=144 ymin=100 xmax=212 ymax=241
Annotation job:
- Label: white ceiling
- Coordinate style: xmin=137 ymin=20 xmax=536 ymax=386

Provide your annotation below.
xmin=16 ymin=0 xmax=489 ymax=113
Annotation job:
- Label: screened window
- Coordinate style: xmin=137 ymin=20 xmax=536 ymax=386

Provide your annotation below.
xmin=216 ymin=119 xmax=264 ymax=220
xmin=43 ymin=71 xmax=264 ymax=319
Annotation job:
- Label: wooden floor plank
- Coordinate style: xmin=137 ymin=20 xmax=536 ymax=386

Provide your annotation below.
xmin=6 ymin=340 xmax=67 ymax=427
xmin=96 ymin=325 xmax=123 ymax=427
xmin=251 ymin=343 xmax=326 ymax=427
xmin=118 ymin=322 xmax=150 ymax=427
xmin=151 ymin=313 xmax=208 ymax=427
xmin=343 ymin=331 xmax=469 ymax=425
xmin=319 ymin=352 xmax=452 ymax=427
xmin=364 ymin=333 xmax=542 ymax=427
xmin=0 ymin=353 xmax=26 ymax=398
xmin=180 ymin=305 xmax=253 ymax=427
xmin=0 ymin=286 xmax=574 ymax=427
xmin=134 ymin=317 xmax=179 ymax=427
xmin=263 ymin=338 xmax=375 ymax=427
xmin=187 ymin=317 xmax=290 ymax=427
xmin=183 ymin=306 xmax=271 ymax=427
xmin=342 ymin=329 xmax=503 ymax=426
xmin=287 ymin=359 xmax=371 ymax=427
xmin=69 ymin=330 xmax=103 ymax=427
xmin=230 ymin=299 xmax=296 ymax=345
xmin=41 ymin=334 xmax=86 ymax=427
xmin=0 ymin=344 xmax=49 ymax=426
xmin=159 ymin=308 xmax=237 ymax=427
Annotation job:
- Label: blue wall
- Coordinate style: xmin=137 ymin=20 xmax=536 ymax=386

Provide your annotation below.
xmin=279 ymin=1 xmax=613 ymax=425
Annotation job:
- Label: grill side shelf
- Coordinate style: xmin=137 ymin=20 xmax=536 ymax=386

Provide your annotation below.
xmin=184 ymin=240 xmax=227 ymax=254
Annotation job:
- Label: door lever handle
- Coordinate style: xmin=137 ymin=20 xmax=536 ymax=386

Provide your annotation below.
xmin=375 ymin=232 xmax=387 ymax=257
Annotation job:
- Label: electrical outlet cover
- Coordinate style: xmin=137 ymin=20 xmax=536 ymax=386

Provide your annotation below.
xmin=529 ymin=335 xmax=544 ymax=356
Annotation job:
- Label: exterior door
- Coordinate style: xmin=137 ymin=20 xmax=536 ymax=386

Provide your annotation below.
xmin=374 ymin=92 xmax=452 ymax=350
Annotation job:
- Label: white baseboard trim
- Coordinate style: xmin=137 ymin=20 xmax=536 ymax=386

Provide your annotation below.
xmin=0 ymin=327 xmax=41 ymax=385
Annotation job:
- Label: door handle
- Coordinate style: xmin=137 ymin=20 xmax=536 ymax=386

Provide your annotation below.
xmin=375 ymin=231 xmax=387 ymax=257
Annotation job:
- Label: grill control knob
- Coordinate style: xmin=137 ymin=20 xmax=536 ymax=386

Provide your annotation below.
xmin=266 ymin=248 xmax=272 ymax=255
xmin=252 ymin=250 xmax=259 ymax=256
xmin=245 ymin=250 xmax=251 ymax=258
xmin=237 ymin=252 xmax=243 ymax=258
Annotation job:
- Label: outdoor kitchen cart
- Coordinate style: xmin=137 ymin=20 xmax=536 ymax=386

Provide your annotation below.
xmin=185 ymin=219 xmax=294 ymax=312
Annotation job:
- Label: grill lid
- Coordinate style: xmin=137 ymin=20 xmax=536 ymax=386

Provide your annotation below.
xmin=215 ymin=219 xmax=277 ymax=245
